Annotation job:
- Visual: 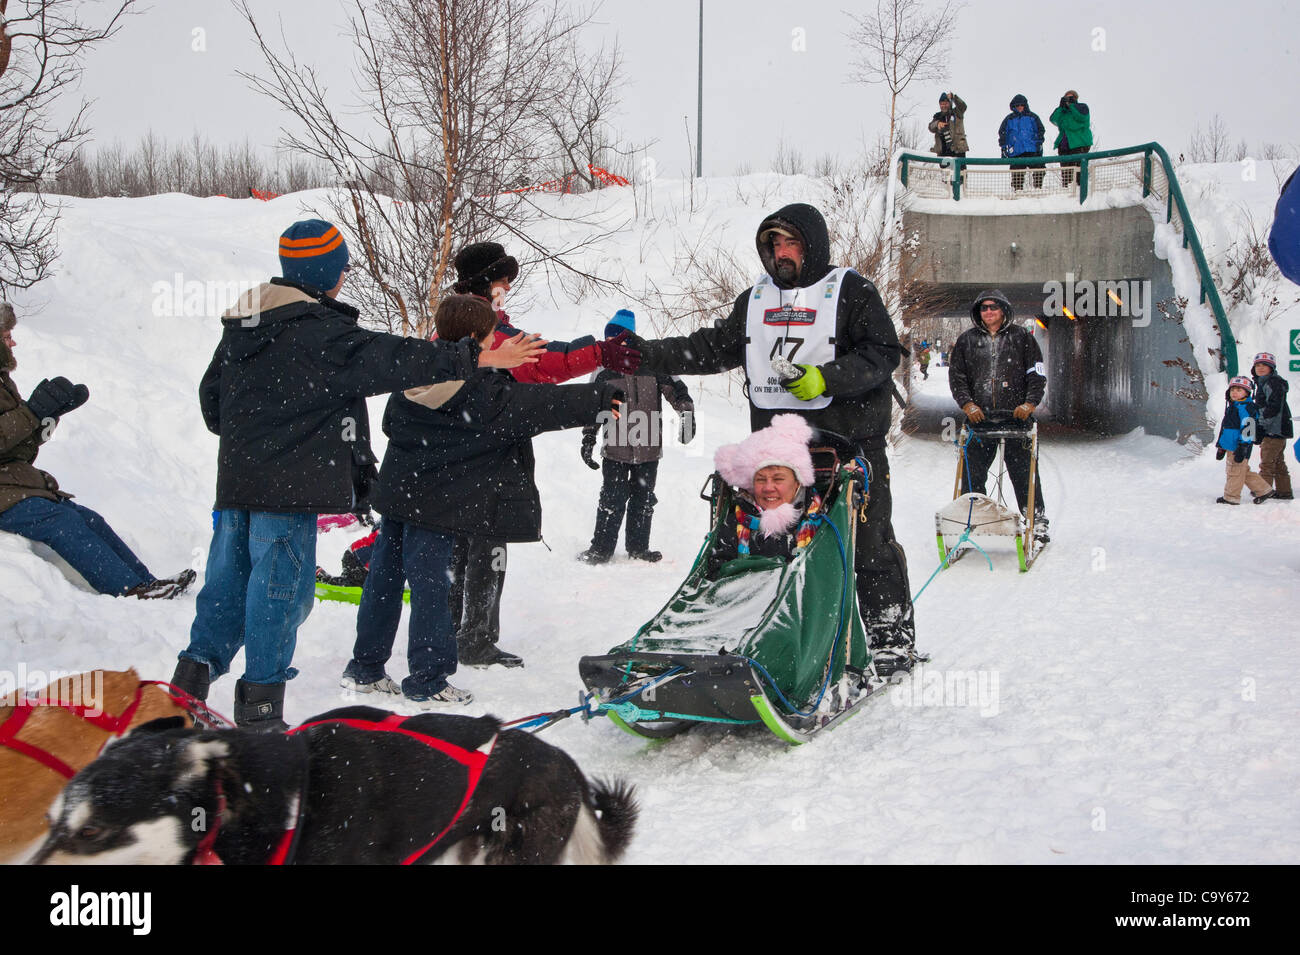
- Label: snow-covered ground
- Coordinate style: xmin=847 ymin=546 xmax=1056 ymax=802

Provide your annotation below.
xmin=3 ymin=169 xmax=1298 ymax=864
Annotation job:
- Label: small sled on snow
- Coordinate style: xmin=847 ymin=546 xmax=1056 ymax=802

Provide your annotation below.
xmin=579 ymin=438 xmax=886 ymax=746
xmin=937 ymin=416 xmax=1045 ymax=573
xmin=313 ymin=581 xmax=410 ymax=606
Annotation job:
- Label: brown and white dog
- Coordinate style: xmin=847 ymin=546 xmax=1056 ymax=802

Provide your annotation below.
xmin=0 ymin=668 xmax=195 ymax=863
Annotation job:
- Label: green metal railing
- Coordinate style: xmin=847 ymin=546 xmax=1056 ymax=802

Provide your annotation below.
xmin=898 ymin=143 xmax=1236 ymax=375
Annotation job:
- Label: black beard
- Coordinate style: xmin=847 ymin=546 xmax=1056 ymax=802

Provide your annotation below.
xmin=774 ymin=260 xmax=798 ymax=283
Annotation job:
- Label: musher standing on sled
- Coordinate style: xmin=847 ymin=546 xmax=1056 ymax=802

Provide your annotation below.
xmin=630 ymin=203 xmax=919 ymax=676
xmin=947 ymin=290 xmax=1049 ymax=542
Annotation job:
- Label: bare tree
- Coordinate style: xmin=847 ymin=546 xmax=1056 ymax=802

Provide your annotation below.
xmin=846 ymin=0 xmax=962 ymax=164
xmin=772 ymin=136 xmax=805 ymax=175
xmin=1187 ymin=114 xmax=1234 ymax=163
xmin=0 ymin=0 xmax=134 ymax=296
xmin=237 ymin=0 xmax=629 ymax=338
xmin=537 ymin=34 xmax=628 ymax=189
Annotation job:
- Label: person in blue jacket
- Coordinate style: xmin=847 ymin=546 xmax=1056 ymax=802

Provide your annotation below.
xmin=1215 ymin=376 xmax=1274 ymax=505
xmin=999 ymin=94 xmax=1046 ymax=190
xmin=1269 ymin=166 xmax=1300 ymax=285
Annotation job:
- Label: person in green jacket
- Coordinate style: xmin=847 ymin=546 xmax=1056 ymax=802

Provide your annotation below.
xmin=1050 ymin=90 xmax=1092 ymax=187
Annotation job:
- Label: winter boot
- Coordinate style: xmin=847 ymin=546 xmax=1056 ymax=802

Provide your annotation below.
xmin=127 ymin=568 xmax=197 ymax=600
xmin=458 ymin=639 xmax=524 ymax=669
xmin=1215 ymin=497 xmax=1240 ymax=505
xmin=576 ymin=548 xmax=612 ymax=564
xmin=627 ymin=549 xmax=663 ymax=562
xmin=1253 ymin=490 xmax=1278 ymax=504
xmin=233 ymin=679 xmax=288 ymax=732
xmin=170 ymin=657 xmax=211 ymax=702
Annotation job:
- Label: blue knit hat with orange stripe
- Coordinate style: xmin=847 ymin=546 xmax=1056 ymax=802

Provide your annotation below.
xmin=279 ymin=220 xmax=350 ymax=293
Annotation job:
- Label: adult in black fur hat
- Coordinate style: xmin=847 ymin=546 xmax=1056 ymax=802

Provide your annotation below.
xmin=452 ymin=242 xmax=520 ymax=299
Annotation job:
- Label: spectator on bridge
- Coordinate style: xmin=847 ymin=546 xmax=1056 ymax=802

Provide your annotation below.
xmin=1250 ymin=352 xmax=1292 ymax=500
xmin=998 ymin=94 xmax=1046 ymax=190
xmin=1050 ymin=90 xmax=1092 ymax=187
xmin=1269 ymin=167 xmax=1300 ymax=285
xmin=1215 ymin=376 xmax=1274 ymax=505
xmin=928 ymin=92 xmax=968 ymax=159
xmin=948 ymin=290 xmax=1049 ymax=541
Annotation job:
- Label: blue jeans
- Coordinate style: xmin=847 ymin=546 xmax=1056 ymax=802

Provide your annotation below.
xmin=183 ymin=510 xmax=317 ymax=684
xmin=349 ymin=517 xmax=457 ymax=695
xmin=0 ymin=497 xmax=152 ymax=595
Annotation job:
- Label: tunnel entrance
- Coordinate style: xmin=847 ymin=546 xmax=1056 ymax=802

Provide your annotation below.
xmin=900 ymin=207 xmax=1211 ymax=441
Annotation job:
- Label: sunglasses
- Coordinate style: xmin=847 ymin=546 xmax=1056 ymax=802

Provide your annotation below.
xmin=979 ymin=303 xmax=1002 ymax=312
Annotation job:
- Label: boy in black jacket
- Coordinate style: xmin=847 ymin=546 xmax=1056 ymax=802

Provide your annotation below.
xmin=1250 ymin=352 xmax=1293 ymax=499
xmin=341 ymin=295 xmax=623 ymax=704
xmin=174 ymin=221 xmax=542 ymax=728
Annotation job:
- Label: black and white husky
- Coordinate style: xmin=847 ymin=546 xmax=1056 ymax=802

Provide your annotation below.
xmin=31 ymin=706 xmax=636 ymax=865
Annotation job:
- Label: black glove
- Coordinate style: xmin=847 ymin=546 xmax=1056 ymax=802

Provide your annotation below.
xmin=580 ymin=430 xmax=599 ymax=470
xmin=1233 ymin=448 xmax=1247 ymax=463
xmin=596 ymin=332 xmax=642 ymax=374
xmin=26 ymin=377 xmax=89 ymax=422
xmin=1060 ymin=96 xmax=1069 ymax=108
xmin=1215 ymin=448 xmax=1226 ymax=460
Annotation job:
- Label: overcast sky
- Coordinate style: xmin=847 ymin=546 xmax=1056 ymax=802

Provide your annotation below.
xmin=64 ymin=0 xmax=1300 ymax=179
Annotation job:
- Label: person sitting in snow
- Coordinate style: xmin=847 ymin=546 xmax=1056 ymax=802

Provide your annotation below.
xmin=1215 ymin=376 xmax=1275 ymax=505
xmin=707 ymin=414 xmax=825 ymax=574
xmin=0 ymin=304 xmax=195 ymax=599
xmin=339 ymin=294 xmax=625 ymax=705
xmin=316 ymin=525 xmax=377 ymax=587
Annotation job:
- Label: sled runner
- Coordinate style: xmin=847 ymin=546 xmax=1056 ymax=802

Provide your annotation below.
xmin=938 ymin=417 xmax=1045 ymax=572
xmin=579 ymin=440 xmax=884 ymax=745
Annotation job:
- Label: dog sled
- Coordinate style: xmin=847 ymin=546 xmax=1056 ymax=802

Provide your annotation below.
xmin=936 ymin=414 xmax=1045 ymax=573
xmin=579 ymin=437 xmax=883 ymax=746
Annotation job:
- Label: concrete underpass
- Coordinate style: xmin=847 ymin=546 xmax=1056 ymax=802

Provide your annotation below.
xmin=899 ymin=204 xmax=1211 ymax=441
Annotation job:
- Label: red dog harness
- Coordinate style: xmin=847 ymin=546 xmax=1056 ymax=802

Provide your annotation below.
xmin=193 ymin=713 xmax=497 ymax=865
xmin=0 ymin=684 xmax=145 ymax=779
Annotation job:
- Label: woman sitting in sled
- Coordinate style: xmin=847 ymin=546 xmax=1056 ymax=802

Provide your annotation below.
xmin=707 ymin=414 xmax=826 ymax=574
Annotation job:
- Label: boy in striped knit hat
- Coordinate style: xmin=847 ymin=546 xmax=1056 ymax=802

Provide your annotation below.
xmin=172 ymin=220 xmax=542 ymax=728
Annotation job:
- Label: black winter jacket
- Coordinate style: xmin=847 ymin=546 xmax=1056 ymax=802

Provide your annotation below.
xmin=199 ymin=279 xmax=479 ymax=512
xmin=581 ymin=370 xmax=693 ymax=464
xmin=372 ymin=371 xmax=620 ymax=541
xmin=636 ymin=203 xmax=903 ymax=449
xmin=948 ymin=296 xmax=1046 ymax=413
xmin=1251 ymin=370 xmax=1293 ymax=438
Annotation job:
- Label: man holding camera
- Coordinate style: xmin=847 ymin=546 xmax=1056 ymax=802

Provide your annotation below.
xmin=1050 ymin=90 xmax=1092 ymax=187
xmin=929 ymin=92 xmax=968 ymax=158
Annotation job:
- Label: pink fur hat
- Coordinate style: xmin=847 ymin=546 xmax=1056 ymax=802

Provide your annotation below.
xmin=714 ymin=414 xmax=816 ymax=490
